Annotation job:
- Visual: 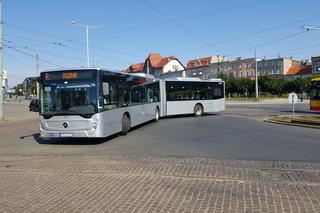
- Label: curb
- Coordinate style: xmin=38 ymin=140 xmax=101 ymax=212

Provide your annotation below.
xmin=264 ymin=118 xmax=320 ymax=129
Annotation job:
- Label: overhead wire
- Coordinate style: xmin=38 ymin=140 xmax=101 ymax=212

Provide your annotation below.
xmin=98 ymin=0 xmax=278 ymax=37
xmin=177 ymin=14 xmax=320 ymax=54
xmin=3 ymin=35 xmax=133 ymax=66
xmin=4 ymin=44 xmax=65 ymax=68
xmin=3 ymin=21 xmax=144 ymax=59
xmin=227 ymin=30 xmax=307 ymax=58
xmin=263 ymin=42 xmax=320 ymax=58
xmin=141 ymin=0 xmax=210 ymax=45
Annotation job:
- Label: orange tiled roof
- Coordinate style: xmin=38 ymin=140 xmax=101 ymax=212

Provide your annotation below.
xmin=286 ymin=65 xmax=312 ymax=76
xmin=125 ymin=62 xmax=144 ymax=73
xmin=126 ymin=53 xmax=182 ymax=73
xmin=198 ymin=57 xmax=211 ymax=66
xmin=187 ymin=56 xmax=212 ymax=68
xmin=147 ymin=53 xmax=163 ymax=68
xmin=186 ymin=59 xmax=197 ymax=69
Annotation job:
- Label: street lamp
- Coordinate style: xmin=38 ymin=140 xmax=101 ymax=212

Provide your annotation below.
xmin=71 ymin=20 xmax=101 ymax=67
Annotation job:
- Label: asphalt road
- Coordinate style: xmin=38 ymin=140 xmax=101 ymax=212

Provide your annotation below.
xmin=0 ymin=101 xmax=320 ymax=161
xmin=0 ymin=100 xmax=320 ymax=161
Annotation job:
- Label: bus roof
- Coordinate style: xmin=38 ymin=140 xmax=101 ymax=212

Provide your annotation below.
xmin=41 ymin=68 xmax=101 ymax=73
xmin=163 ymin=77 xmax=223 ymax=82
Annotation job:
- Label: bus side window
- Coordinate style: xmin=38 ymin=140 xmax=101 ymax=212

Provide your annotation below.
xmin=102 ymin=83 xmax=117 ymax=110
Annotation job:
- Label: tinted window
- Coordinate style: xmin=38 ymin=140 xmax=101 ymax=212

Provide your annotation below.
xmin=166 ymin=81 xmax=224 ymax=101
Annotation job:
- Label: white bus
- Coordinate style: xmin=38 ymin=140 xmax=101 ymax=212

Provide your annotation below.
xmin=39 ymin=68 xmax=161 ymax=138
xmin=159 ymin=78 xmax=225 ymax=117
xmin=39 ymin=69 xmax=224 ymax=138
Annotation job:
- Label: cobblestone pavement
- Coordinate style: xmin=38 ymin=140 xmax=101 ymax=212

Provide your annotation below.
xmin=1 ymin=156 xmax=320 ymax=212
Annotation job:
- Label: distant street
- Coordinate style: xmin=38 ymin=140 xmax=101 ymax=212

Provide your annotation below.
xmin=0 ymin=100 xmax=319 ymax=162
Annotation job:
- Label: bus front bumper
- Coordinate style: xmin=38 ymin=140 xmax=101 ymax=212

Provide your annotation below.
xmin=40 ymin=128 xmax=99 ymax=138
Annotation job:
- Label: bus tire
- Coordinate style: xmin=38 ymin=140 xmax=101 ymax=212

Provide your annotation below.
xmin=121 ymin=114 xmax=131 ymax=135
xmin=194 ymin=104 xmax=203 ymax=117
xmin=154 ymin=107 xmax=160 ymax=122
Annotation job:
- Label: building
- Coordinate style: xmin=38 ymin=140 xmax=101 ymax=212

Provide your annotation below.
xmin=185 ymin=56 xmax=226 ymax=79
xmin=258 ymin=57 xmax=301 ymax=76
xmin=285 ymin=65 xmax=313 ymax=80
xmin=209 ymin=57 xmax=256 ymax=79
xmin=125 ymin=53 xmax=185 ymax=78
xmin=311 ymin=56 xmax=320 ymax=74
xmin=209 ymin=57 xmax=303 ymax=79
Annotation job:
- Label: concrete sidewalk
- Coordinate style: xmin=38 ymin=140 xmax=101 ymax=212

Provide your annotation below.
xmin=1 ymin=155 xmax=320 ymax=212
xmin=0 ymin=101 xmax=38 ymax=122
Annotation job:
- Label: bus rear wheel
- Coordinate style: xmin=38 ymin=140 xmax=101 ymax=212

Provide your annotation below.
xmin=121 ymin=114 xmax=131 ymax=135
xmin=194 ymin=104 xmax=203 ymax=117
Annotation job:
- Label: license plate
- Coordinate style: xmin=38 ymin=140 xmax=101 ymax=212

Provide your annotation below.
xmin=59 ymin=133 xmax=73 ymax=137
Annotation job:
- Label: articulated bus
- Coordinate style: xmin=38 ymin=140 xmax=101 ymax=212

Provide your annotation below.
xmin=310 ymin=77 xmax=320 ymax=111
xmin=39 ymin=68 xmax=225 ymax=138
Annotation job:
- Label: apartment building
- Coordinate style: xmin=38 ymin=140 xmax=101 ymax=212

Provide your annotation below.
xmin=311 ymin=56 xmax=320 ymax=74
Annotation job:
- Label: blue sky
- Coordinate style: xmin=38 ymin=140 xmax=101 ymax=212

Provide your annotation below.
xmin=3 ymin=0 xmax=320 ymax=86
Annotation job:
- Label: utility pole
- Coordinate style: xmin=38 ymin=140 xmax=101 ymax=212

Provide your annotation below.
xmin=71 ymin=21 xmax=101 ymax=67
xmin=0 ymin=0 xmax=3 ymax=121
xmin=36 ymin=54 xmax=39 ymax=98
xmin=255 ymin=49 xmax=259 ymax=100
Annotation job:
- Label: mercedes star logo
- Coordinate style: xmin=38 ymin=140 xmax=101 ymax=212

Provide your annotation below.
xmin=63 ymin=122 xmax=69 ymax=128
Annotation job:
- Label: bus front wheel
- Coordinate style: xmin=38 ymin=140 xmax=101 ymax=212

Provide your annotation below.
xmin=121 ymin=114 xmax=131 ymax=135
xmin=194 ymin=104 xmax=203 ymax=117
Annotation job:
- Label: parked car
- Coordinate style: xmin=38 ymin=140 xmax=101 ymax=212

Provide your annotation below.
xmin=29 ymin=99 xmax=40 ymax=112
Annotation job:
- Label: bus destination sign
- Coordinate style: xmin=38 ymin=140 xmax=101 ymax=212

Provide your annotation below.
xmin=63 ymin=72 xmax=78 ymax=79
xmin=43 ymin=70 xmax=93 ymax=81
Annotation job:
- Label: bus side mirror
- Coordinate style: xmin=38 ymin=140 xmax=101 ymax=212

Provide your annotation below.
xmin=103 ymin=83 xmax=109 ymax=96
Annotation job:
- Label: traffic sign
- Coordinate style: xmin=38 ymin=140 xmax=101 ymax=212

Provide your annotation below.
xmin=288 ymin=92 xmax=298 ymax=104
xmin=288 ymin=92 xmax=298 ymax=116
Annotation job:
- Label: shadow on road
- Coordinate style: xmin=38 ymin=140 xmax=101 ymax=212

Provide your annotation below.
xmin=18 ymin=114 xmax=219 ymax=146
xmin=19 ymin=133 xmax=116 ymax=145
xmin=161 ymin=113 xmax=219 ymax=120
xmin=19 ymin=120 xmax=158 ymax=145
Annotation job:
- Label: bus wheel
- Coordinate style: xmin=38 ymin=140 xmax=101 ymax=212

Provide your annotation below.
xmin=121 ymin=114 xmax=131 ymax=135
xmin=194 ymin=104 xmax=203 ymax=117
xmin=154 ymin=107 xmax=160 ymax=122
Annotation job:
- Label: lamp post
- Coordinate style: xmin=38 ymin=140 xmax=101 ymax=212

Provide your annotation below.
xmin=71 ymin=21 xmax=101 ymax=67
xmin=0 ymin=0 xmax=3 ymax=120
xmin=255 ymin=49 xmax=259 ymax=100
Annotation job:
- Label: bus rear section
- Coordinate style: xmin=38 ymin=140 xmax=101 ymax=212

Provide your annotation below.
xmin=161 ymin=78 xmax=225 ymax=116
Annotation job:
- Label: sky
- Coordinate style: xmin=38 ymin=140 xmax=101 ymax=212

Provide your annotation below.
xmin=3 ymin=0 xmax=320 ymax=87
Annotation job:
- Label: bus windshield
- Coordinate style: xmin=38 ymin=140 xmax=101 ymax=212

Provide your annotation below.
xmin=41 ymin=81 xmax=97 ymax=118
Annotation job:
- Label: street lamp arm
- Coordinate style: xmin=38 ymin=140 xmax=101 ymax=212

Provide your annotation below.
xmin=70 ymin=20 xmax=102 ymax=29
xmin=302 ymin=25 xmax=320 ymax=31
xmin=70 ymin=20 xmax=102 ymax=67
